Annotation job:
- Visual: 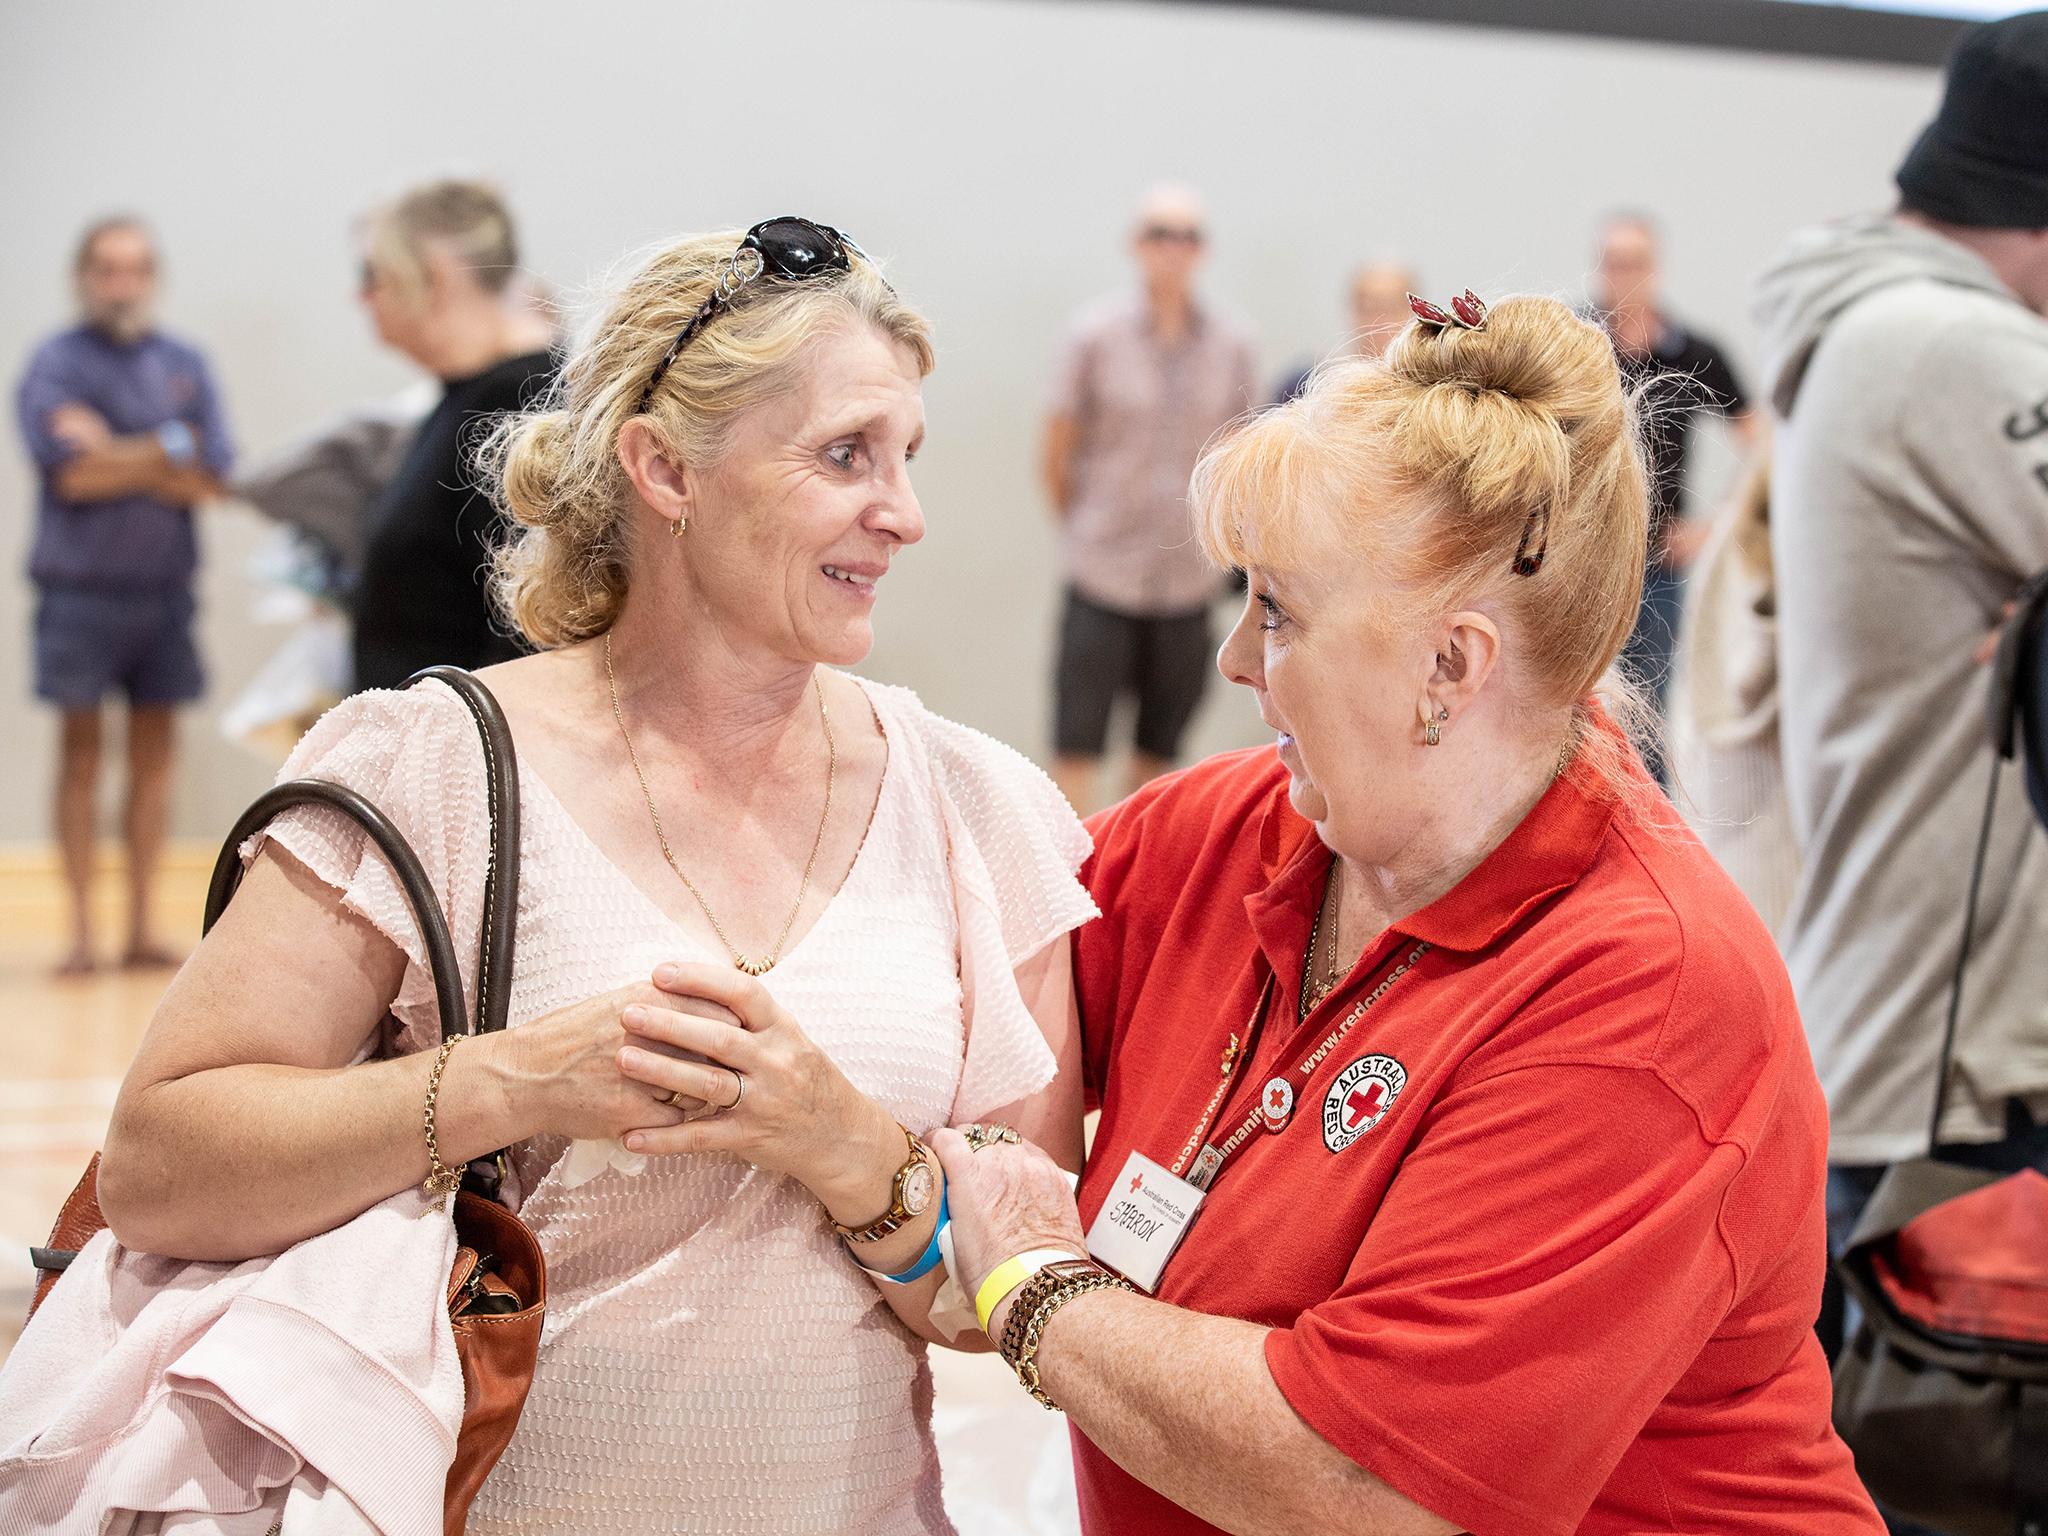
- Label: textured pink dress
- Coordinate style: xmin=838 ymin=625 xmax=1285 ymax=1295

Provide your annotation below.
xmin=254 ymin=674 xmax=1096 ymax=1535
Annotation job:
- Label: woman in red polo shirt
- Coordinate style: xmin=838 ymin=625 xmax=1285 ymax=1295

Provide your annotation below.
xmin=933 ymin=294 xmax=1883 ymax=1535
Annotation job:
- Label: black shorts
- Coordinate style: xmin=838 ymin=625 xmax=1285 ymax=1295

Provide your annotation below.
xmin=1054 ymin=586 xmax=1212 ymax=760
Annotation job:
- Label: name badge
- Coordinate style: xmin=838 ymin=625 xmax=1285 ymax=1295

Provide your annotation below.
xmin=1085 ymin=1151 xmax=1206 ymax=1293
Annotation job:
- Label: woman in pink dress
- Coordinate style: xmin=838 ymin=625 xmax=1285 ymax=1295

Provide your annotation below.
xmin=94 ymin=220 xmax=1095 ymax=1534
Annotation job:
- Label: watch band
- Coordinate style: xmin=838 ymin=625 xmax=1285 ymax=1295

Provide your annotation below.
xmin=854 ymin=1188 xmax=952 ymax=1285
xmin=156 ymin=420 xmax=198 ymax=466
xmin=832 ymin=1126 xmax=935 ymax=1243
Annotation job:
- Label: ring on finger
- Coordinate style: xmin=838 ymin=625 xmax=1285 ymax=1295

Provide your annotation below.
xmin=722 ymin=1070 xmax=746 ymax=1111
xmin=963 ymin=1121 xmax=1020 ymax=1152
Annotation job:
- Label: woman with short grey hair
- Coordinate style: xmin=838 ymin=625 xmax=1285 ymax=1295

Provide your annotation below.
xmin=350 ymin=178 xmax=553 ymax=688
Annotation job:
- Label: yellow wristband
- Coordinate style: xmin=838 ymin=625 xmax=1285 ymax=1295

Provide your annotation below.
xmin=974 ymin=1248 xmax=1080 ymax=1335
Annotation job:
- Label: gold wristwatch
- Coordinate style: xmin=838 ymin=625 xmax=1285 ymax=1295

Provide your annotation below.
xmin=833 ymin=1126 xmax=937 ymax=1243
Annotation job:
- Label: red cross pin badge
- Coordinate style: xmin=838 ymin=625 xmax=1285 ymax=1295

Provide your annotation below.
xmin=1260 ymin=1076 xmax=1295 ymax=1131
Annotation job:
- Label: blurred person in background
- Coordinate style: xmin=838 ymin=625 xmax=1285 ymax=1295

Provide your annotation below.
xmin=1042 ymin=184 xmax=1258 ymax=813
xmin=13 ymin=215 xmax=233 ymax=976
xmin=351 ymin=178 xmax=555 ymax=690
xmin=1755 ymin=13 xmax=2048 ymax=1474
xmin=237 ymin=270 xmax=560 ymax=603
xmin=1593 ymin=212 xmax=1757 ymax=755
xmin=1273 ymin=260 xmax=1418 ymax=403
xmin=222 ymin=263 xmax=566 ymax=754
xmin=1667 ymin=449 xmax=1798 ymax=934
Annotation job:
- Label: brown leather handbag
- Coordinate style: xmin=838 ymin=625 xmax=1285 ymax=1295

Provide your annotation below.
xmin=26 ymin=667 xmax=544 ymax=1536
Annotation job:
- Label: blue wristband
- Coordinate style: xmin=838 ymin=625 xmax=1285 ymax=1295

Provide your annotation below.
xmin=156 ymin=420 xmax=197 ymax=466
xmin=853 ymin=1187 xmax=949 ymax=1285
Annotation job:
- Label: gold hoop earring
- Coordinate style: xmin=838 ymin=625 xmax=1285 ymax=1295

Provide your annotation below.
xmin=1425 ymin=718 xmax=1441 ymax=747
xmin=670 ymin=516 xmax=686 ymax=539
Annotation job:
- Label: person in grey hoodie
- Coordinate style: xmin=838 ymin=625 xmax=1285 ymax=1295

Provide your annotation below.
xmin=1754 ymin=8 xmax=2048 ymax=1398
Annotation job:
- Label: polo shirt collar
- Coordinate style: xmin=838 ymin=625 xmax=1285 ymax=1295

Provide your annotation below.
xmin=1247 ymin=752 xmax=1617 ymax=975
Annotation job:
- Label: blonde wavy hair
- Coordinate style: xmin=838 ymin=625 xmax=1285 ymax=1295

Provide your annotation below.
xmin=1191 ymin=294 xmax=1659 ymax=801
xmin=480 ymin=230 xmax=934 ymax=648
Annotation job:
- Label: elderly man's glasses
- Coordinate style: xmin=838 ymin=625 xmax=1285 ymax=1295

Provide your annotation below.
xmin=1139 ymin=224 xmax=1204 ymax=246
xmin=634 ymin=216 xmax=866 ymax=414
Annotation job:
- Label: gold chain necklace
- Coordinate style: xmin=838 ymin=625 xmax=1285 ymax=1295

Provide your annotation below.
xmin=1293 ymin=735 xmax=1572 ymax=1021
xmin=603 ymin=631 xmax=835 ymax=976
xmin=1298 ymin=870 xmax=1344 ymax=1020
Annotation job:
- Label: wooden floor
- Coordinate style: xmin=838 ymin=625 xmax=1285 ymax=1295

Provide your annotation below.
xmin=0 ymin=842 xmax=1078 ymax=1533
xmin=0 ymin=843 xmax=205 ymax=1361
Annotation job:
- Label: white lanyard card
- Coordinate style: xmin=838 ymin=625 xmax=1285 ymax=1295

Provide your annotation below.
xmin=1085 ymin=1150 xmax=1207 ymax=1293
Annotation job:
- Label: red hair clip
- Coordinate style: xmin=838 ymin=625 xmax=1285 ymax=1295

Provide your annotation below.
xmin=1408 ymin=289 xmax=1490 ymax=333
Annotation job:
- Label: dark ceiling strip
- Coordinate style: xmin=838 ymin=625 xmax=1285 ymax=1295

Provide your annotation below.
xmin=1093 ymin=0 xmax=1967 ymax=66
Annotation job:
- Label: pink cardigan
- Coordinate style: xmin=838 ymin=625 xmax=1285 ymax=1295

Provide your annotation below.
xmin=0 ymin=1189 xmax=462 ymax=1534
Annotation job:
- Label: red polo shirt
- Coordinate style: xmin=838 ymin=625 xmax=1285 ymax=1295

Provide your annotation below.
xmin=1071 ymin=743 xmax=1881 ymax=1536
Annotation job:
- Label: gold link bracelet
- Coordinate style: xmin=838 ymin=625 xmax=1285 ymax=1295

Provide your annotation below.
xmin=422 ymin=1037 xmax=464 ymax=1196
xmin=1012 ymin=1267 xmax=1133 ymax=1410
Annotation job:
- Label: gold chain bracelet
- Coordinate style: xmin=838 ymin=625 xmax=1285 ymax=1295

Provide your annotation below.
xmin=998 ymin=1260 xmax=1090 ymax=1365
xmin=1013 ymin=1268 xmax=1133 ymax=1410
xmin=422 ymin=1037 xmax=463 ymax=1197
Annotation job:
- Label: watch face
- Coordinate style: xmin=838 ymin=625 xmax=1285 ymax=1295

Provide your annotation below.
xmin=901 ymin=1162 xmax=936 ymax=1217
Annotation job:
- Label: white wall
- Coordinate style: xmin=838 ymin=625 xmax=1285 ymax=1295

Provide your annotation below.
xmin=0 ymin=0 xmax=1941 ymax=843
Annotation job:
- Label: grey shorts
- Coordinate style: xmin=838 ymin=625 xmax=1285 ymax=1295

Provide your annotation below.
xmin=34 ymin=585 xmax=205 ymax=710
xmin=1054 ymin=586 xmax=1211 ymax=759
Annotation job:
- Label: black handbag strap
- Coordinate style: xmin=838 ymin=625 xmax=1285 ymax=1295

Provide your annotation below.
xmin=1927 ymin=578 xmax=2048 ymax=1158
xmin=406 ymin=666 xmax=521 ymax=1039
xmin=1928 ymin=750 xmax=2006 ymax=1157
xmin=2021 ymin=1380 xmax=2048 ymax=1535
xmin=205 ymin=669 xmax=522 ymax=1181
xmin=206 ymin=778 xmax=470 ymax=1040
xmin=204 ymin=668 xmax=520 ymax=1042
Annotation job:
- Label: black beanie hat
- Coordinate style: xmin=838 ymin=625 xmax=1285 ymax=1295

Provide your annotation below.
xmin=1896 ymin=9 xmax=2048 ymax=230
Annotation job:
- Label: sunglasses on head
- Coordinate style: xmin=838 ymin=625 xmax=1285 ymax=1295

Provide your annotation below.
xmin=635 ymin=216 xmax=867 ymax=414
xmin=1140 ymin=224 xmax=1204 ymax=246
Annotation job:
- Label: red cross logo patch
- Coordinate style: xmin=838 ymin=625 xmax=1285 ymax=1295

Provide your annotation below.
xmin=1321 ymin=1055 xmax=1408 ymax=1153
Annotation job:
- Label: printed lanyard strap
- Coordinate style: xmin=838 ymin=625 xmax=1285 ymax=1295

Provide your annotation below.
xmin=1172 ymin=940 xmax=1431 ymax=1192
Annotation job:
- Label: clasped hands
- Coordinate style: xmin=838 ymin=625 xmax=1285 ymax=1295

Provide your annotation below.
xmin=525 ymin=960 xmax=1089 ymax=1326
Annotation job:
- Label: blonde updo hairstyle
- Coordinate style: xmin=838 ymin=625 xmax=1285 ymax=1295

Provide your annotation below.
xmin=1192 ymin=294 xmax=1655 ymax=799
xmin=483 ymin=230 xmax=934 ymax=648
